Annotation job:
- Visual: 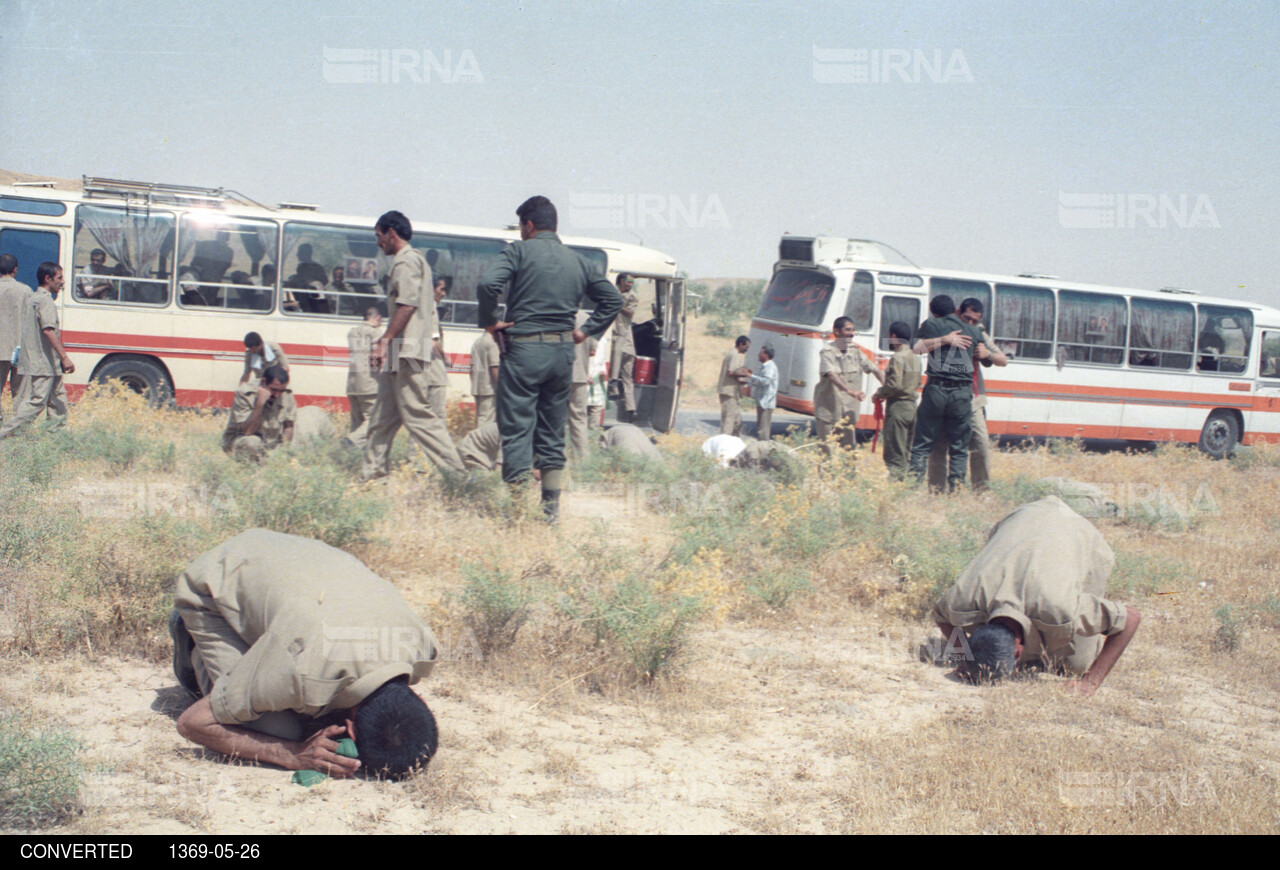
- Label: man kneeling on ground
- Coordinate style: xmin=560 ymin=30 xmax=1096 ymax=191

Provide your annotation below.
xmin=171 ymin=529 xmax=439 ymax=779
xmin=932 ymin=495 xmax=1141 ymax=696
xmin=221 ymin=365 xmax=295 ymax=461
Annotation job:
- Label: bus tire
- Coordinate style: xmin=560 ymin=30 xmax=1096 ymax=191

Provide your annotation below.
xmin=1197 ymin=410 xmax=1239 ymax=460
xmin=93 ymin=356 xmax=174 ymax=407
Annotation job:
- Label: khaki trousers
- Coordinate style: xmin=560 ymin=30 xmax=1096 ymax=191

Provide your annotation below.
xmin=816 ymin=413 xmax=858 ymax=451
xmin=567 ymin=383 xmax=589 ymax=460
xmin=346 ymin=393 xmax=377 ymax=448
xmin=0 ymin=373 xmax=68 ymax=438
xmin=475 ymin=394 xmax=496 ymax=428
xmin=880 ymin=398 xmax=916 ymax=479
xmin=719 ymin=395 xmax=742 ymax=437
xmin=756 ymin=407 xmax=773 ymax=441
xmin=361 ymin=364 xmax=465 ymax=479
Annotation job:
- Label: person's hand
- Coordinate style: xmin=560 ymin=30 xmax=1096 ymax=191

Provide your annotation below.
xmin=487 ymin=321 xmax=514 ymax=336
xmin=944 ymin=330 xmax=973 ymax=349
xmin=371 ymin=338 xmax=388 ymax=371
xmin=61 ymin=357 xmax=75 ymax=375
xmin=572 ymin=328 xmax=587 ymax=345
xmin=853 ymin=390 xmax=866 ymax=401
xmin=255 ymin=384 xmax=273 ymax=407
xmin=294 ymin=725 xmax=361 ymax=778
xmin=1061 ymin=678 xmax=1098 ymax=697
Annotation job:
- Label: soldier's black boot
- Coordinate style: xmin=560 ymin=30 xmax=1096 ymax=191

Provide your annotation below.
xmin=540 ymin=468 xmax=563 ymax=524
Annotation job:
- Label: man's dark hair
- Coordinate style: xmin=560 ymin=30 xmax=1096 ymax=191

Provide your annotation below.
xmin=244 ymin=332 xmax=262 ymax=349
xmin=365 ymin=306 xmax=381 ymax=321
xmin=376 ymin=210 xmax=413 ymax=241
xmin=515 ymin=195 xmax=557 ymax=232
xmin=735 ymin=335 xmax=750 ymax=349
xmin=0 ymin=253 xmax=17 ymax=276
xmin=832 ymin=315 xmax=853 ymax=332
xmin=929 ymin=295 xmax=955 ymax=317
xmin=888 ymin=320 xmax=913 ymax=341
xmin=958 ymin=622 xmax=1019 ymax=684
xmin=36 ymin=262 xmax=61 ymax=286
xmin=760 ymin=344 xmax=775 ymax=360
xmin=959 ymin=297 xmax=984 ymax=316
xmin=262 ymin=365 xmax=289 ymax=386
xmin=615 ymin=273 xmax=632 ymax=287
xmin=90 ymin=248 xmax=106 ymax=259
xmin=354 ymin=679 xmax=438 ymax=780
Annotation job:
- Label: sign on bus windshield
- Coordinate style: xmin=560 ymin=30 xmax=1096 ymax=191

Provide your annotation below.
xmin=757 ymin=268 xmax=835 ymax=327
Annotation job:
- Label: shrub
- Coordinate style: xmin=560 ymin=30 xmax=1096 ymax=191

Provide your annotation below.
xmin=583 ymin=575 xmax=705 ymax=681
xmin=455 ymin=564 xmax=535 ymax=656
xmin=746 ymin=569 xmax=812 ymax=610
xmin=1212 ymin=603 xmax=1241 ymax=652
xmin=0 ymin=714 xmax=83 ymax=828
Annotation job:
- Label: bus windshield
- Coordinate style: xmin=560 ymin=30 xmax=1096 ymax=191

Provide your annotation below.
xmin=757 ymin=268 xmax=835 ymax=327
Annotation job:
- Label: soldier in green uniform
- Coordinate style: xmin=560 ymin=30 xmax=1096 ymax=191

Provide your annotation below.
xmin=221 ymin=366 xmax=296 ymax=461
xmin=908 ymin=295 xmax=988 ymax=490
xmin=872 ymin=321 xmax=921 ymax=479
xmin=813 ymin=315 xmax=884 ymax=452
xmin=361 ymin=211 xmax=465 ymax=479
xmin=477 ymin=196 xmax=622 ymax=520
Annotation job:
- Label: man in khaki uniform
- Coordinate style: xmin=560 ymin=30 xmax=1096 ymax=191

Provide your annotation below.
xmin=717 ymin=335 xmax=751 ymax=437
xmin=602 ymin=422 xmax=664 ymax=462
xmin=610 ymin=274 xmax=639 ymax=421
xmin=814 ymin=316 xmax=884 ymax=451
xmin=171 ymin=528 xmax=439 ymax=779
xmin=361 ymin=211 xmax=465 ymax=479
xmin=1 ymin=262 xmax=75 ymax=437
xmin=469 ymin=329 xmax=500 ymax=428
xmin=240 ymin=332 xmax=290 ymax=384
xmin=457 ymin=422 xmax=502 ymax=472
xmin=927 ymin=298 xmax=1008 ymax=491
xmin=872 ymin=321 xmax=922 ymax=479
xmin=0 ymin=254 xmax=31 ymax=423
xmin=221 ymin=366 xmax=296 ymax=461
xmin=345 ymin=307 xmax=383 ymax=449
xmin=933 ymin=496 xmax=1141 ymax=695
xmin=567 ymin=310 xmax=598 ymax=460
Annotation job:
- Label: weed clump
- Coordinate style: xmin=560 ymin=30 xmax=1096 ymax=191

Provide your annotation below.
xmin=0 ymin=714 xmax=83 ymax=828
xmin=455 ymin=564 xmax=535 ymax=656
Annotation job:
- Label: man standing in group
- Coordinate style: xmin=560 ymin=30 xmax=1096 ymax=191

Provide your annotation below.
xmin=1 ymin=260 xmax=75 ymax=437
xmin=362 ymin=211 xmax=466 ymax=479
xmin=221 ymin=365 xmax=296 ymax=461
xmin=240 ymin=332 xmax=291 ymax=385
xmin=872 ymin=321 xmax=922 ymax=479
xmin=0 ymin=254 xmax=31 ymax=424
xmin=932 ymin=496 xmax=1141 ymax=695
xmin=345 ymin=307 xmax=383 ymax=449
xmin=747 ymin=344 xmax=778 ymax=441
xmin=927 ymin=297 xmax=1008 ymax=492
xmin=611 ymin=273 xmax=638 ymax=423
xmin=717 ymin=335 xmax=751 ymax=437
xmin=813 ymin=316 xmax=884 ymax=453
xmin=908 ymin=295 xmax=988 ymax=490
xmin=476 ymin=195 xmax=622 ymax=520
xmin=567 ymin=310 xmax=599 ymax=461
xmin=469 ymin=327 xmax=500 ymax=428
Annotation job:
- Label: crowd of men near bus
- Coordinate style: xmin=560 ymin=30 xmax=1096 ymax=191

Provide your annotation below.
xmin=1 ymin=200 xmax=1143 ymax=782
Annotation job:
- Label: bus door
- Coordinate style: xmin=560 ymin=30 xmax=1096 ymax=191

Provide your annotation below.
xmin=0 ymin=223 xmax=63 ymax=293
xmin=650 ymin=277 xmax=685 ymax=432
xmin=1253 ymin=329 xmax=1280 ymax=444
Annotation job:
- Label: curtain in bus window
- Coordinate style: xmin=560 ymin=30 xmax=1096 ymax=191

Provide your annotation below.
xmin=76 ymin=205 xmax=173 ymax=304
xmin=1058 ymin=291 xmax=1127 ymax=365
xmin=842 ymin=271 xmax=874 ymax=330
xmin=757 ymin=268 xmax=835 ymax=327
xmin=1128 ymin=298 xmax=1193 ymax=370
xmin=177 ymin=216 xmax=279 ymax=311
xmin=878 ymin=296 xmax=920 ymax=351
xmin=930 ymin=278 xmax=991 ymax=330
xmin=993 ymin=285 xmax=1054 ymax=360
xmin=1260 ymin=332 xmax=1280 ymax=378
xmin=414 ymin=235 xmax=507 ymax=327
xmin=1197 ymin=305 xmax=1252 ymax=374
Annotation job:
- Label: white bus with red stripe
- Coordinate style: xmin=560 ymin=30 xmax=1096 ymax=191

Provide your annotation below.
xmin=749 ymin=235 xmax=1280 ymax=457
xmin=0 ymin=177 xmax=686 ymax=431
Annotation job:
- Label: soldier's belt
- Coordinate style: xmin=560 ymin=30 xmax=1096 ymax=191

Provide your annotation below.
xmin=507 ymin=331 xmax=574 ymax=343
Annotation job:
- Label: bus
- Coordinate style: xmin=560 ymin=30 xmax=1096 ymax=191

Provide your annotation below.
xmin=0 ymin=176 xmax=686 ymax=431
xmin=748 ymin=234 xmax=1280 ymax=458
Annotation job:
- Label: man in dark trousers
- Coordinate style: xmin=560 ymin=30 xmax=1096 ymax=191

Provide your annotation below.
xmin=476 ymin=195 xmax=622 ymax=520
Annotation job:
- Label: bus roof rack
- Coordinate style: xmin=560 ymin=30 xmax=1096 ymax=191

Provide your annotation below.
xmin=279 ymin=202 xmax=320 ymax=211
xmin=1158 ymin=286 xmax=1198 ymax=295
xmin=81 ymin=176 xmax=271 ymax=211
xmin=12 ymin=180 xmax=56 ymax=188
xmin=1017 ymin=272 xmax=1059 ymax=280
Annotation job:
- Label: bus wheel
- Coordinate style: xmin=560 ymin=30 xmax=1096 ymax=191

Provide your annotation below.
xmin=94 ymin=357 xmax=174 ymax=407
xmin=1197 ymin=411 xmax=1239 ymax=460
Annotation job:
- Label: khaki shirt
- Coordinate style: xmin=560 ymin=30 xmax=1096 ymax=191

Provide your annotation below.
xmin=387 ymin=245 xmax=436 ymax=369
xmin=717 ymin=350 xmax=747 ymax=399
xmin=175 ymin=529 xmax=437 ymax=727
xmin=813 ymin=342 xmax=876 ymax=423
xmin=932 ymin=496 xmax=1128 ymax=663
xmin=603 ymin=423 xmax=662 ymax=461
xmin=242 ymin=340 xmax=290 ymax=382
xmin=873 ymin=345 xmax=922 ymax=403
xmin=973 ymin=330 xmax=999 ymax=411
xmin=613 ymin=290 xmax=639 ymax=354
xmin=221 ymin=383 xmax=297 ymax=453
xmin=469 ymin=332 xmax=500 ymax=396
xmin=346 ymin=323 xmax=381 ymax=396
xmin=16 ymin=288 xmax=60 ymax=376
xmin=572 ymin=334 xmax=598 ymax=385
xmin=0 ymin=275 xmax=33 ymax=362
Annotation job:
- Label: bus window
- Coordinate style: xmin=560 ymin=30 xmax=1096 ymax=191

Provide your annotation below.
xmin=1129 ymin=298 xmax=1194 ymax=370
xmin=283 ymin=222 xmax=386 ymax=318
xmin=757 ymin=268 xmax=835 ymax=327
xmin=0 ymin=228 xmax=59 ymax=291
xmin=413 ymin=233 xmax=509 ymax=326
xmin=1058 ymin=291 xmax=1127 ymax=366
xmin=73 ymin=205 xmax=173 ymax=305
xmin=993 ymin=284 xmax=1054 ymax=360
xmin=878 ymin=295 xmax=920 ymax=351
xmin=1197 ymin=305 xmax=1252 ymax=374
xmin=177 ymin=214 xmax=278 ymax=312
xmin=930 ymin=278 xmax=990 ymax=330
xmin=842 ymin=271 xmax=874 ymax=330
xmin=1261 ymin=331 xmax=1280 ymax=378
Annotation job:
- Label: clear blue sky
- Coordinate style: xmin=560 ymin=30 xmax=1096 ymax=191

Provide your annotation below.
xmin=3 ymin=0 xmax=1276 ymax=304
